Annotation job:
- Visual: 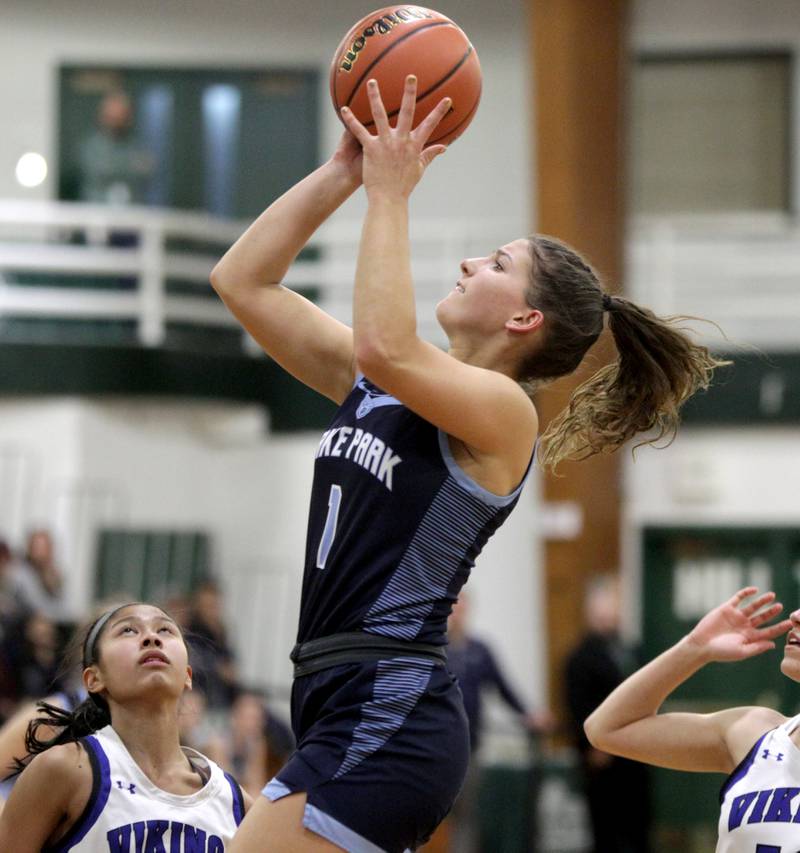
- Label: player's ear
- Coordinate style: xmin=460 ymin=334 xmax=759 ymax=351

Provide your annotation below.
xmin=184 ymin=665 xmax=193 ymax=691
xmin=83 ymin=664 xmax=105 ymax=696
xmin=505 ymin=308 xmax=543 ymax=334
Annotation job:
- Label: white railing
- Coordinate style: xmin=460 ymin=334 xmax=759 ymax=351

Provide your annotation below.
xmin=628 ymin=212 xmax=800 ymax=350
xmin=3 ymin=202 xmax=798 ymax=353
xmin=0 ymin=200 xmax=521 ymax=351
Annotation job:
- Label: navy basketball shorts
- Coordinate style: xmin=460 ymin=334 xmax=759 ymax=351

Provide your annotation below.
xmin=263 ymin=656 xmax=470 ymax=853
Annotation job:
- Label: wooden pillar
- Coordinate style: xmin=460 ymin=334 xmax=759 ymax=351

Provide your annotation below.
xmin=528 ymin=0 xmax=629 ymax=724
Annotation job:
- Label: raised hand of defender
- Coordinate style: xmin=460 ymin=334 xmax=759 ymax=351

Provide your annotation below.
xmin=340 ymin=74 xmax=450 ymax=200
xmin=686 ymin=587 xmax=792 ymax=663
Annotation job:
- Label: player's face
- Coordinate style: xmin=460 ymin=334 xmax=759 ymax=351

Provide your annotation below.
xmin=780 ymin=607 xmax=800 ymax=682
xmin=86 ymin=604 xmax=191 ymax=705
xmin=436 ymin=238 xmax=535 ymax=338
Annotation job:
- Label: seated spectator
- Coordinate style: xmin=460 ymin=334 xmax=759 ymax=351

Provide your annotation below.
xmin=177 ymin=688 xmax=227 ymax=763
xmin=12 ymin=612 xmax=63 ymax=701
xmin=213 ymin=686 xmax=295 ymax=799
xmin=0 ymin=542 xmax=22 ymax=632
xmin=263 ymin=699 xmax=294 ymax=781
xmin=7 ymin=529 xmax=66 ymax=623
xmin=184 ymin=579 xmax=238 ymax=710
xmin=224 ymin=688 xmax=270 ymax=798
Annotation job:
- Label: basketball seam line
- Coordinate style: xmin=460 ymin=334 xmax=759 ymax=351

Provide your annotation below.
xmin=427 ymin=87 xmax=481 ymax=145
xmin=341 ymin=20 xmax=454 ymax=109
xmin=415 ymin=45 xmax=474 ymax=104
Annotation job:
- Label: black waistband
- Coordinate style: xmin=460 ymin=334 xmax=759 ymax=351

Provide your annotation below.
xmin=290 ymin=631 xmax=447 ymax=679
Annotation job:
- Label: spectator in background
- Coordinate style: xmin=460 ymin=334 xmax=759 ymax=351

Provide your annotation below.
xmin=221 ymin=688 xmax=270 ymax=799
xmin=262 ymin=700 xmax=294 ymax=782
xmin=179 ymin=685 xmax=294 ymax=800
xmin=6 ymin=529 xmax=66 ymax=624
xmin=185 ymin=579 xmax=238 ymax=710
xmin=564 ymin=575 xmax=650 ymax=853
xmin=78 ymin=89 xmax=153 ymax=207
xmin=1 ymin=611 xmax=63 ymax=705
xmin=0 ymin=541 xmax=22 ymax=631
xmin=177 ymin=688 xmax=227 ymax=763
xmin=447 ymin=592 xmax=552 ymax=853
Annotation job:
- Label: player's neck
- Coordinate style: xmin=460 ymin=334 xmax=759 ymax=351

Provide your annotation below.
xmin=447 ymin=336 xmax=518 ymax=378
xmin=110 ymin=704 xmax=185 ymax=774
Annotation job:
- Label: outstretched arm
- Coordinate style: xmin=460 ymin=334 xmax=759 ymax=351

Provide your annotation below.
xmin=341 ymin=77 xmax=538 ymax=466
xmin=210 ymin=133 xmax=362 ymax=404
xmin=584 ymin=588 xmax=792 ymax=774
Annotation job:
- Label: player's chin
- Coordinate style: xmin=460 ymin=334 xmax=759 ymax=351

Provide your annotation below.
xmin=779 ymin=651 xmax=800 ymax=682
xmin=135 ymin=667 xmax=185 ymax=692
xmin=435 ymin=298 xmax=453 ymax=330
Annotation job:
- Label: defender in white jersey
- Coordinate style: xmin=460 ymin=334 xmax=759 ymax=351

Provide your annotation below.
xmin=0 ymin=603 xmax=251 ymax=851
xmin=718 ymin=714 xmax=800 ymax=852
xmin=585 ymin=587 xmax=798 ymax=851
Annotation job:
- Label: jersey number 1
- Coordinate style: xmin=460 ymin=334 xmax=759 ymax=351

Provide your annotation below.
xmin=316 ymin=484 xmax=342 ymax=569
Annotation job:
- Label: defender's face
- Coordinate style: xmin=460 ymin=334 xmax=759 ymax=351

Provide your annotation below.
xmin=85 ymin=604 xmax=191 ymax=705
xmin=436 ymin=238 xmax=534 ymax=337
xmin=781 ymin=608 xmax=800 ymax=682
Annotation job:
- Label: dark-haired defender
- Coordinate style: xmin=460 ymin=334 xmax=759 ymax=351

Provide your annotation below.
xmin=212 ymin=76 xmax=724 ymax=853
xmin=0 ymin=603 xmax=251 ymax=851
xmin=585 ymin=588 xmax=795 ymax=852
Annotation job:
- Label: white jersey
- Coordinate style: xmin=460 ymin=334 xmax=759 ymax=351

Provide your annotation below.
xmin=717 ymin=713 xmax=800 ymax=852
xmin=48 ymin=725 xmax=244 ymax=852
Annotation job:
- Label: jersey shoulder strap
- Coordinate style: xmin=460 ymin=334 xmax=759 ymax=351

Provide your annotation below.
xmin=46 ymin=736 xmax=111 ymax=852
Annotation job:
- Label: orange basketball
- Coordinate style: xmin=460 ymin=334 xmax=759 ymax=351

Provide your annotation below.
xmin=330 ymin=6 xmax=482 ymax=146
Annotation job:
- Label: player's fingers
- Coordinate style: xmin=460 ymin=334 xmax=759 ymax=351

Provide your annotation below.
xmin=340 ymin=106 xmax=372 ymax=145
xmin=756 ymin=617 xmax=793 ymax=641
xmin=366 ymin=79 xmax=391 ymax=135
xmin=395 ymin=75 xmax=418 ymax=135
xmin=741 ymin=591 xmax=775 ymax=617
xmin=729 ymin=586 xmax=759 ymax=609
xmin=742 ymin=640 xmax=776 ymax=658
xmin=420 ymin=144 xmax=447 ymax=168
xmin=749 ymin=601 xmax=783 ymax=627
xmin=413 ymin=96 xmax=452 ymax=146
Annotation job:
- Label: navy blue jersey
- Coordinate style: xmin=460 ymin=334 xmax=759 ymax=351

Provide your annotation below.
xmin=297 ymin=376 xmax=532 ymax=647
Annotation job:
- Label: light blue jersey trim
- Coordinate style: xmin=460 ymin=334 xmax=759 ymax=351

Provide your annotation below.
xmin=362 ymin=478 xmax=496 ymax=640
xmin=264 ymin=780 xmax=412 ymax=853
xmin=437 ymin=430 xmax=533 ymax=507
xmin=304 ymin=802 xmax=404 ymax=853
xmin=334 ymin=657 xmax=434 ymax=778
xmin=263 ymin=777 xmax=293 ymax=801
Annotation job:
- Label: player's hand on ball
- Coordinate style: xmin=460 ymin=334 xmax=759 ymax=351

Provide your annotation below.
xmin=329 ymin=129 xmax=364 ymax=189
xmin=340 ymin=75 xmax=450 ymax=200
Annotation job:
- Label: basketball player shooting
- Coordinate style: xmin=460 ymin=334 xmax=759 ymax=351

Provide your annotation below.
xmin=212 ymin=70 xmax=724 ymax=852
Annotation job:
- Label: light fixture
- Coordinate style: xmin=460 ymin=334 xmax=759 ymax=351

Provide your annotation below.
xmin=15 ymin=152 xmax=48 ymax=188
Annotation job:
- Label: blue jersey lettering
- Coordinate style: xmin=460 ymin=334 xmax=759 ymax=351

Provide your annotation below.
xmin=105 ymin=823 xmax=222 ymax=852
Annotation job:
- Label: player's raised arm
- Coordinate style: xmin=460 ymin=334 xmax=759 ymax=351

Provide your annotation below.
xmin=584 ymin=588 xmax=793 ymax=773
xmin=210 ymin=133 xmax=362 ymax=404
xmin=340 ymin=77 xmax=539 ymax=477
